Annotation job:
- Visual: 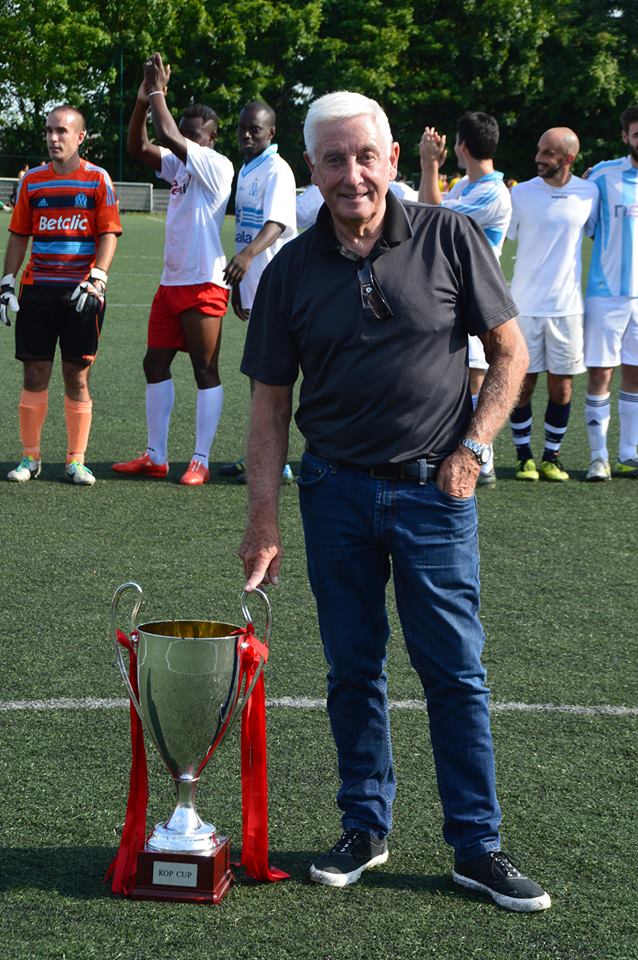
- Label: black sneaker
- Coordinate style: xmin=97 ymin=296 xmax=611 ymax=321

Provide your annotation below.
xmin=452 ymin=851 xmax=551 ymax=912
xmin=309 ymin=829 xmax=388 ymax=887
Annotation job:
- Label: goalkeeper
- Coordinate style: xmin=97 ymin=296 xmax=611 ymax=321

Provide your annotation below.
xmin=1 ymin=105 xmax=121 ymax=486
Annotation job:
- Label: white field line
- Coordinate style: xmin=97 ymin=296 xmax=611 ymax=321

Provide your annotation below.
xmin=0 ymin=696 xmax=636 ymax=717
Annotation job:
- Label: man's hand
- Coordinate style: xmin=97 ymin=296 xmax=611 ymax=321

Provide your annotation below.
xmin=136 ymin=80 xmax=150 ymax=107
xmin=223 ymin=249 xmax=254 ymax=286
xmin=143 ymin=52 xmax=171 ymax=94
xmin=436 ymin=446 xmax=479 ymax=499
xmin=230 ymin=284 xmax=250 ymax=321
xmin=239 ymin=520 xmax=283 ymax=591
xmin=71 ymin=271 xmax=106 ymax=315
xmin=0 ymin=274 xmax=19 ymax=326
xmin=419 ymin=127 xmax=447 ymax=167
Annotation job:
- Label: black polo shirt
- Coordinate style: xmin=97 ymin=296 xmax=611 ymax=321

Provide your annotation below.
xmin=241 ymin=190 xmax=517 ymax=464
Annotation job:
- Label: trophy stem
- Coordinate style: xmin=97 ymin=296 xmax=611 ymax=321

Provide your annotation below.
xmin=146 ymin=777 xmax=219 ymax=855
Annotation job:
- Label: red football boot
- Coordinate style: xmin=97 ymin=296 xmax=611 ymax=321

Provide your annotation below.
xmin=112 ymin=453 xmax=169 ymax=478
xmin=180 ymin=459 xmax=210 ymax=486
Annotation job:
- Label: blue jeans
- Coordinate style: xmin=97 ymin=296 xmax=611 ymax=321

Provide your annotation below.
xmin=297 ymin=451 xmax=501 ymax=863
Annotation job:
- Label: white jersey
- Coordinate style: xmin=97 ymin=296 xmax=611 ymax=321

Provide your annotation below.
xmin=235 ymin=144 xmax=297 ymax=309
xmin=158 ymin=141 xmax=233 ymax=287
xmin=508 ymin=175 xmax=599 ymax=316
xmin=442 ymin=171 xmax=511 ymax=258
xmin=586 ymin=156 xmax=638 ymax=299
xmin=296 ymin=181 xmax=418 ymax=231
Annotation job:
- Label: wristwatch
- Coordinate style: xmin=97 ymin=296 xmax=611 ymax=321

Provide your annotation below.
xmin=459 ymin=437 xmax=490 ymax=465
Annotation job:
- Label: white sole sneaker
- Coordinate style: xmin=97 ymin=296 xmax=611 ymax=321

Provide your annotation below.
xmin=452 ymin=869 xmax=552 ymax=912
xmin=309 ymin=849 xmax=388 ymax=888
xmin=7 ymin=458 xmax=42 ymax=482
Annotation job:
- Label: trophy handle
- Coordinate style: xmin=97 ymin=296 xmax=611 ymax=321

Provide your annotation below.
xmin=239 ymin=586 xmax=271 ymax=705
xmin=110 ymin=581 xmax=144 ymax=723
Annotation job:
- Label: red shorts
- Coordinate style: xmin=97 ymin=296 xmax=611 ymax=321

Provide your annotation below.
xmin=147 ymin=282 xmax=229 ymax=351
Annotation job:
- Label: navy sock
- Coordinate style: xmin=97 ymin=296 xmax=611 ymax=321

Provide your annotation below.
xmin=510 ymin=402 xmax=533 ymax=463
xmin=543 ymin=400 xmax=570 ymax=462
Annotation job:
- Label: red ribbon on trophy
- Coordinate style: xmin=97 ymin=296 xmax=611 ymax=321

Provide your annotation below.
xmin=105 ymin=629 xmax=148 ymax=895
xmin=106 ymin=622 xmax=288 ymax=895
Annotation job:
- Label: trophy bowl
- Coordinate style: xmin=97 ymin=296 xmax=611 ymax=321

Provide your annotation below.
xmin=110 ymin=581 xmax=271 ymax=902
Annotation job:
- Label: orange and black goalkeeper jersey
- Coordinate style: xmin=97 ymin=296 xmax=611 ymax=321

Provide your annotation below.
xmin=9 ymin=159 xmax=122 ymax=286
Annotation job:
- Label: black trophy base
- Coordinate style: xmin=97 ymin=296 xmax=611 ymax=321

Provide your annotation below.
xmin=131 ymin=836 xmax=233 ymax=904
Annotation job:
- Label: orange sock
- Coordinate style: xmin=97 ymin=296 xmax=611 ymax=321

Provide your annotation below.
xmin=19 ymin=389 xmax=49 ymax=459
xmin=64 ymin=396 xmax=93 ymax=465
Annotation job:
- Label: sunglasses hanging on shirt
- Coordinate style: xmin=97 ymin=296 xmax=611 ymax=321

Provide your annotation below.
xmin=357 ymin=258 xmax=394 ymax=321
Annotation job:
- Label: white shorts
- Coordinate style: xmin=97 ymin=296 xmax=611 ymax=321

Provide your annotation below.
xmin=584 ymin=296 xmax=638 ymax=367
xmin=517 ymin=314 xmax=585 ymax=375
xmin=468 ymin=335 xmax=488 ymax=370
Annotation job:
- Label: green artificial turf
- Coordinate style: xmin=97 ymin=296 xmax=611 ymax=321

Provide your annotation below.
xmin=0 ymin=215 xmax=636 ymax=960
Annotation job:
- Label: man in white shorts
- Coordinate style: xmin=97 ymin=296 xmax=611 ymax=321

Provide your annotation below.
xmin=220 ymin=100 xmax=297 ymax=483
xmin=419 ymin=111 xmax=511 ymax=484
xmin=507 ymin=127 xmax=598 ymax=482
xmin=112 ymin=53 xmax=234 ymax=486
xmin=583 ymin=105 xmax=638 ymax=480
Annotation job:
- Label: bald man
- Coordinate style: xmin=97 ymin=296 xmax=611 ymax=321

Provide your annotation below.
xmin=507 ymin=127 xmax=599 ymax=481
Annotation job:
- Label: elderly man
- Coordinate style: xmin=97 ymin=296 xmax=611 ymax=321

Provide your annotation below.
xmin=507 ymin=128 xmax=598 ymax=481
xmin=239 ymin=92 xmax=550 ymax=912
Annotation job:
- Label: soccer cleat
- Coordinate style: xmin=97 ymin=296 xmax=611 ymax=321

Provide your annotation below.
xmin=180 ymin=459 xmax=210 ymax=486
xmin=309 ymin=829 xmax=389 ymax=888
xmin=7 ymin=455 xmax=41 ymax=482
xmin=452 ymin=851 xmax=551 ymax=913
xmin=219 ymin=457 xmax=245 ymax=477
xmin=112 ymin=453 xmax=168 ymax=478
xmin=614 ymin=457 xmax=638 ymax=478
xmin=476 ymin=466 xmax=496 ymax=486
xmin=585 ymin=458 xmax=612 ymax=482
xmin=282 ymin=463 xmax=295 ymax=484
xmin=540 ymin=459 xmax=569 ymax=482
xmin=515 ymin=458 xmax=539 ymax=481
xmin=65 ymin=461 xmax=96 ymax=486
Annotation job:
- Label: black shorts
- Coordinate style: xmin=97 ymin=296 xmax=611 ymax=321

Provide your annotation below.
xmin=15 ymin=284 xmax=105 ymax=365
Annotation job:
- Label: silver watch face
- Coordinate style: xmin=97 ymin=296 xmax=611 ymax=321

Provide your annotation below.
xmin=461 ymin=438 xmax=489 ymax=464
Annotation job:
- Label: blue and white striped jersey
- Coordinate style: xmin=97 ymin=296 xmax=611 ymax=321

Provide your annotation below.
xmin=586 ymin=156 xmax=638 ymax=299
xmin=442 ymin=171 xmax=511 ymax=258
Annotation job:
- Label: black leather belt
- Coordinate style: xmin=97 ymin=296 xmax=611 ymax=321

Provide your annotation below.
xmin=306 ymin=445 xmax=439 ymax=483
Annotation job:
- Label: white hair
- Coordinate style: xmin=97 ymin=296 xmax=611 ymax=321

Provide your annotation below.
xmin=303 ymin=91 xmax=393 ymax=160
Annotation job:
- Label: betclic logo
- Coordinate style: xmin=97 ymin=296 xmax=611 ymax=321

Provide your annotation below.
xmin=38 ymin=214 xmax=89 ymax=231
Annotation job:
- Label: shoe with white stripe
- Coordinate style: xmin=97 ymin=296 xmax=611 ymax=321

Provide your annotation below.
xmin=7 ymin=456 xmax=41 ymax=482
xmin=309 ymin=829 xmax=388 ymax=887
xmin=65 ymin=461 xmax=96 ymax=486
xmin=453 ymin=851 xmax=551 ymax=912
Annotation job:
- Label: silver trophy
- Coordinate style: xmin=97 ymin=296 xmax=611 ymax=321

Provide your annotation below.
xmin=110 ymin=581 xmax=271 ymax=902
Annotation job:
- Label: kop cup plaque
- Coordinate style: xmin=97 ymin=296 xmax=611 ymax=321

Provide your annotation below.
xmin=110 ymin=581 xmax=271 ymax=903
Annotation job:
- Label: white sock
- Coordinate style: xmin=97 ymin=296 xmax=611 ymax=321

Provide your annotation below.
xmin=146 ymin=379 xmax=174 ymax=464
xmin=618 ymin=390 xmax=638 ymax=461
xmin=193 ymin=385 xmax=224 ymax=468
xmin=585 ymin=392 xmax=611 ymax=461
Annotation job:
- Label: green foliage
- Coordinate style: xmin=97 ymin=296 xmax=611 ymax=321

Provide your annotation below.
xmin=1 ymin=0 xmax=638 ymax=180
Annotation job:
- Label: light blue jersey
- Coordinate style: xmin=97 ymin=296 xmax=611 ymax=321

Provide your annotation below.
xmin=443 ymin=171 xmax=511 ymax=258
xmin=586 ymin=157 xmax=638 ymax=298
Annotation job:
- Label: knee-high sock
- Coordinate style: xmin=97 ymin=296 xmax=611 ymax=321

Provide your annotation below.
xmin=19 ymin=388 xmax=48 ymax=459
xmin=146 ymin=379 xmax=174 ymax=464
xmin=193 ymin=385 xmax=224 ymax=468
xmin=585 ymin=393 xmax=611 ymax=461
xmin=618 ymin=390 xmax=638 ymax=461
xmin=64 ymin=396 xmax=92 ymax=464
xmin=543 ymin=400 xmax=570 ymax=461
xmin=510 ymin=402 xmax=533 ymax=463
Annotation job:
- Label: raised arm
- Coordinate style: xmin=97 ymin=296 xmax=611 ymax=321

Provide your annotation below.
xmin=127 ymin=80 xmax=162 ymax=171
xmin=239 ymin=382 xmax=293 ymax=591
xmin=143 ymin=52 xmax=189 ymax=165
xmin=418 ymin=127 xmax=447 ymax=205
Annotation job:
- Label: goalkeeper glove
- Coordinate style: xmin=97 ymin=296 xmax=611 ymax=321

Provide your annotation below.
xmin=71 ymin=267 xmax=108 ymax=315
xmin=0 ymin=274 xmax=19 ymax=326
